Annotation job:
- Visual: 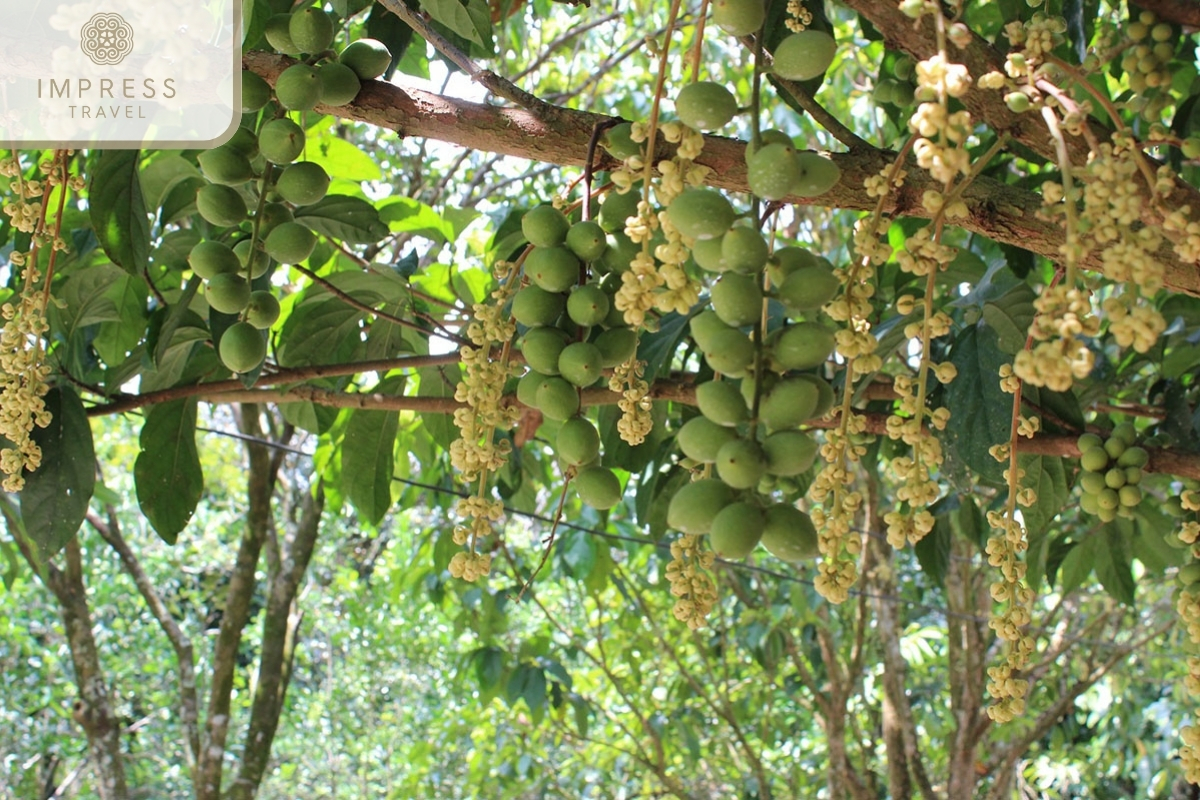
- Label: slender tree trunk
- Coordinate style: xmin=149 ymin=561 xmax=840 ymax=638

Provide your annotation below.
xmin=945 ymin=536 xmax=990 ymax=799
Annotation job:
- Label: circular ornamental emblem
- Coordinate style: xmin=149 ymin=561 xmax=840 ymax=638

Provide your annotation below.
xmin=80 ymin=13 xmax=135 ymax=66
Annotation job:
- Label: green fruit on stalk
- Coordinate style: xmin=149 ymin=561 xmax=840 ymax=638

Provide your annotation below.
xmin=263 ymin=221 xmax=317 ymax=264
xmin=188 ymin=240 xmax=242 ymax=279
xmin=512 ymin=286 xmax=566 ymax=327
xmin=245 ymin=291 xmax=281 ymax=329
xmin=339 ymin=38 xmax=393 ymax=80
xmin=523 ymin=205 xmax=571 ymax=247
xmin=678 ymin=416 xmax=739 ymax=463
xmin=206 ymin=273 xmax=252 ymax=314
xmin=772 ymin=30 xmax=837 ymax=81
xmin=275 ymin=161 xmax=330 ymax=206
xmin=667 ymin=479 xmax=734 ymax=535
xmin=316 ymin=62 xmax=362 ymax=106
xmin=710 ymin=502 xmax=765 ymax=558
xmin=289 ymin=7 xmax=334 ymax=54
xmin=196 ymin=184 xmax=248 ymax=227
xmin=674 ymin=81 xmax=738 ymax=130
xmin=760 ymin=505 xmax=818 ymax=560
xmin=575 ymin=466 xmax=622 ymax=509
xmin=258 ymin=118 xmax=306 ymax=165
xmin=275 ymin=64 xmax=322 ymax=110
xmin=219 ymin=321 xmax=267 ymax=373
xmin=558 ymin=416 xmax=601 ymax=466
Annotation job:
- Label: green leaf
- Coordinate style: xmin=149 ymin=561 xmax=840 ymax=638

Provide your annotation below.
xmin=366 ymin=1 xmax=416 ymax=80
xmin=420 ymin=0 xmax=483 ymax=45
xmin=134 ymin=399 xmax=203 ymax=544
xmin=638 ymin=311 xmax=691 ymax=383
xmin=306 ymin=134 xmax=383 ymax=182
xmin=58 ymin=263 xmax=124 ymax=341
xmin=89 ymin=151 xmax=150 ymax=275
xmin=19 ymin=386 xmax=95 ymax=562
xmin=380 ymin=197 xmax=455 ymax=242
xmin=139 ymin=153 xmax=202 ymax=213
xmin=914 ymin=513 xmax=951 ymax=586
xmin=943 ymin=324 xmax=1012 ymax=485
xmin=275 ymin=298 xmax=365 ymax=368
xmin=341 ymin=407 xmax=400 ymax=527
xmin=1058 ymin=534 xmax=1095 ymax=595
xmin=1095 ymin=521 xmax=1136 ymax=605
xmin=418 ymin=365 xmax=461 ymax=450
xmin=295 ymin=195 xmax=389 ymax=244
xmin=981 ymin=282 xmax=1036 ymax=355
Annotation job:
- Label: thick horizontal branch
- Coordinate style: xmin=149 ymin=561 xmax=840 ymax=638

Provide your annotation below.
xmin=240 ymin=51 xmax=1200 ymax=296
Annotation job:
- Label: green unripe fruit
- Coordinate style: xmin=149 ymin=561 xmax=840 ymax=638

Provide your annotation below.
xmin=745 ymin=129 xmax=794 ymax=162
xmin=1104 ymin=467 xmax=1127 ymax=489
xmin=1096 ymin=487 xmax=1120 ymax=511
xmin=677 ymin=416 xmax=739 ymax=463
xmin=558 ymin=342 xmax=604 ymax=387
xmin=275 ymin=161 xmax=330 ymax=206
xmin=689 ymin=310 xmax=733 ymax=351
xmin=520 ymin=326 xmax=570 ymax=375
xmin=536 ymin=376 xmax=580 ymax=420
xmin=1076 ymin=432 xmax=1103 ymax=452
xmin=747 ymin=143 xmax=800 ymax=201
xmin=259 ymin=202 xmax=294 ymax=235
xmin=667 ymin=479 xmax=733 ymax=535
xmin=1097 ymin=505 xmax=1118 ymax=523
xmin=1079 ymin=492 xmax=1100 ymax=515
xmin=242 ymin=70 xmax=271 ymax=112
xmin=702 ymin=328 xmax=755 ymax=377
xmin=1078 ymin=470 xmax=1107 ymax=495
xmin=224 ymin=127 xmax=259 ymax=158
xmin=1005 ymin=92 xmax=1031 ymax=113
xmin=772 ymin=322 xmax=836 ymax=371
xmin=512 ymin=286 xmax=566 ymax=327
xmin=196 ymin=184 xmax=248 ymax=227
xmin=263 ymin=221 xmax=317 ymax=264
xmin=219 ymin=321 xmax=267 ymax=373
xmin=198 ymin=146 xmax=253 ymax=186
xmin=1117 ymin=446 xmax=1148 ymax=468
xmin=206 ymin=273 xmax=252 ymax=314
xmin=245 ymin=290 xmax=281 ymax=329
xmin=258 ymin=118 xmax=306 ymax=165
xmin=1151 ymin=22 xmax=1173 ymax=42
xmin=715 ymin=438 xmax=767 ymax=489
xmin=891 ymin=81 xmax=916 ymax=106
xmin=1124 ymin=466 xmax=1143 ymax=486
xmin=710 ymin=502 xmax=765 ymax=558
xmin=778 ymin=264 xmax=839 ymax=315
xmin=233 ymin=239 xmax=272 ymax=279
xmin=791 ymin=152 xmax=842 ymax=197
xmin=1183 ymin=137 xmax=1200 ymax=160
xmin=567 ymin=284 xmax=610 ymax=327
xmin=1103 ymin=436 xmax=1128 ymax=460
xmin=289 ymin=7 xmax=334 ymax=54
xmin=1111 ymin=422 xmax=1138 ymax=446
xmin=594 ymin=327 xmax=637 ymax=367
xmin=525 ymin=246 xmax=580 ymax=293
xmin=692 ymin=236 xmax=728 ymax=273
xmin=873 ymin=77 xmax=899 ymax=105
xmin=721 ymin=226 xmax=770 ymax=274
xmin=601 ymin=123 xmax=641 ymax=160
xmin=711 ymin=273 xmax=763 ymax=327
xmin=763 ymin=430 xmax=817 ymax=476
xmin=558 ymin=416 xmax=601 ymax=466
xmin=794 ymin=373 xmax=835 ymax=419
xmin=760 ymin=504 xmax=818 ymax=560
xmin=713 ymin=0 xmax=766 ymax=36
xmin=339 ymin=38 xmax=392 ymax=80
xmin=523 ymin=205 xmax=571 ymax=247
xmin=667 ymin=189 xmax=735 ymax=240
xmin=767 ymin=246 xmax=822 ymax=286
xmin=598 ymin=231 xmax=639 ymax=273
xmin=575 ymin=466 xmax=622 ymax=510
xmin=565 ymin=221 xmax=608 ymax=262
xmin=265 ymin=14 xmax=299 ymax=54
xmin=760 ymin=377 xmax=819 ymax=431
xmin=275 ymin=64 xmax=322 ymax=111
xmin=598 ymin=190 xmax=641 ymax=233
xmin=316 ymin=62 xmax=361 ymax=106
xmin=772 ymin=30 xmax=837 ymax=81
xmin=188 ymin=240 xmax=242 ymax=279
xmin=696 ymin=381 xmax=748 ymax=427
xmin=1181 ymin=564 xmax=1200 ymax=587
xmin=517 ymin=370 xmax=552 ymax=407
xmin=1119 ymin=485 xmax=1143 ymax=507
xmin=1079 ymin=446 xmax=1109 ymax=473
xmin=674 ymin=81 xmax=738 ymax=130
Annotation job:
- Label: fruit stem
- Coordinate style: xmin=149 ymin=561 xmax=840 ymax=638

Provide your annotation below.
xmin=637 ymin=0 xmax=684 ymax=234
xmin=689 ymin=0 xmax=711 ymax=84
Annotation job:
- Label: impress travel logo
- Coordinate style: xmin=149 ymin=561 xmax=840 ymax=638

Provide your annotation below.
xmin=0 ymin=0 xmax=240 ymax=148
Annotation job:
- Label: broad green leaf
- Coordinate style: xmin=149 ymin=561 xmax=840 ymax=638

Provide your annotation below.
xmin=305 ymin=136 xmax=382 ymax=182
xmin=366 ymin=1 xmax=416 ymax=80
xmin=58 ymin=263 xmax=124 ymax=342
xmin=275 ymin=298 xmax=366 ymax=368
xmin=638 ymin=311 xmax=690 ymax=383
xmin=380 ymin=197 xmax=455 ymax=242
xmin=89 ymin=150 xmax=150 ymax=275
xmin=93 ymin=274 xmax=149 ymax=366
xmin=342 ymin=406 xmax=400 ymax=527
xmin=1095 ymin=522 xmax=1136 ymax=605
xmin=943 ymin=324 xmax=1012 ymax=485
xmin=134 ymin=398 xmax=203 ymax=544
xmin=914 ymin=513 xmax=952 ymax=587
xmin=1058 ymin=534 xmax=1095 ymax=595
xmin=981 ymin=282 xmax=1035 ymax=355
xmin=19 ymin=386 xmax=95 ymax=562
xmin=421 ymin=0 xmax=483 ymax=45
xmin=295 ymin=195 xmax=389 ymax=244
xmin=140 ymin=324 xmax=210 ymax=392
xmin=139 ymin=153 xmax=202 ymax=213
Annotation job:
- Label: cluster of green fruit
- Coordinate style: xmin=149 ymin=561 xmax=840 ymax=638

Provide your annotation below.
xmin=709 ymin=0 xmax=837 ymax=83
xmin=511 ymin=205 xmax=640 ymax=511
xmin=873 ymin=54 xmax=916 ymax=109
xmin=1075 ymin=424 xmax=1148 ymax=521
xmin=1120 ymin=10 xmax=1177 ymax=94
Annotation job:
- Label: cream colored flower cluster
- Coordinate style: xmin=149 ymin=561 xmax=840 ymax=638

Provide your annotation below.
xmin=908 ymin=54 xmax=974 ymax=185
xmin=609 ymin=354 xmax=653 ymax=446
xmin=983 ymin=505 xmax=1035 ymax=722
xmin=785 ymin=0 xmax=812 ymax=33
xmin=666 ymin=533 xmax=718 ymax=629
xmin=1012 ymin=285 xmax=1100 ymax=392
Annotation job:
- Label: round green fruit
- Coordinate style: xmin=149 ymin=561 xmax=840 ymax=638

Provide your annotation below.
xmin=594 ymin=327 xmax=637 ymax=367
xmin=575 ymin=466 xmax=622 ymax=510
xmin=772 ymin=322 xmax=835 ymax=371
xmin=689 ymin=309 xmax=733 ymax=351
xmin=275 ymin=161 xmax=330 ymax=206
xmin=677 ymin=416 xmax=738 ymax=463
xmin=667 ymin=479 xmax=734 ymax=535
xmin=258 ymin=118 xmax=306 ymax=165
xmin=674 ymin=81 xmax=738 ymax=130
xmin=264 ymin=14 xmax=299 ymax=54
xmin=1111 ymin=422 xmax=1138 ymax=446
xmin=778 ymin=264 xmax=839 ymax=314
xmin=599 ymin=231 xmax=639 ymax=273
xmin=696 ymin=380 xmax=748 ymax=427
xmin=219 ymin=321 xmax=267 ymax=373
xmin=721 ymin=225 xmax=770 ymax=274
xmin=263 ymin=221 xmax=317 ymax=263
xmin=1119 ymin=485 xmax=1143 ymax=507
xmin=196 ymin=184 xmax=248 ymax=227
xmin=525 ymin=246 xmax=581 ymax=293
xmin=710 ymin=502 xmax=765 ymax=558
xmin=702 ymin=328 xmax=755 ymax=377
xmin=224 ymin=127 xmax=259 ymax=158
xmin=763 ymin=430 xmax=817 ymax=476
xmin=747 ymin=143 xmax=800 ymax=201
xmin=794 ymin=373 xmax=834 ymax=419
xmin=245 ymin=290 xmax=281 ymax=329
xmin=1117 ymin=445 xmax=1148 ymax=468
xmin=711 ymin=273 xmax=763 ymax=327
xmin=206 ymin=273 xmax=252 ymax=314
xmin=1096 ymin=487 xmax=1120 ymax=510
xmin=198 ymin=146 xmax=253 ymax=186
xmin=516 ymin=370 xmax=552 ymax=407
xmin=767 ymin=246 xmax=822 ymax=286
xmin=233 ymin=239 xmax=272 ymax=279
xmin=667 ymin=189 xmax=735 ymax=240
xmin=567 ymin=284 xmax=610 ymax=327
xmin=1076 ymin=432 xmax=1103 ymax=452
xmin=289 ymin=7 xmax=334 ymax=54
xmin=792 ymin=152 xmax=842 ymax=197
xmin=713 ymin=0 xmax=766 ymax=36
xmin=1104 ymin=467 xmax=1126 ymax=489
xmin=715 ymin=438 xmax=767 ymax=489
xmin=760 ymin=504 xmax=818 ymax=560
xmin=259 ymin=202 xmax=294 ymax=235
xmin=558 ymin=416 xmax=601 ymax=466
xmin=1078 ymin=470 xmax=1106 ymax=495
xmin=692 ymin=236 xmax=728 ymax=273
xmin=512 ymin=286 xmax=566 ymax=327
xmin=601 ymin=123 xmax=642 ymax=160
xmin=1103 ymin=436 xmax=1127 ymax=460
xmin=188 ymin=240 xmax=242 ymax=279
xmin=275 ymin=64 xmax=322 ymax=111
xmin=1080 ymin=492 xmax=1100 ymax=515
xmin=242 ymin=70 xmax=271 ymax=112
xmin=339 ymin=38 xmax=393 ymax=80
xmin=565 ymin=221 xmax=608 ymax=262
xmin=772 ymin=30 xmax=837 ymax=81
xmin=759 ymin=377 xmax=819 ymax=431
xmin=520 ymin=326 xmax=570 ymax=375
xmin=745 ymin=129 xmax=794 ymax=162
xmin=1125 ymin=466 xmax=1142 ymax=485
xmin=558 ymin=341 xmax=605 ymax=387
xmin=536 ymin=376 xmax=580 ymax=420
xmin=317 ymin=61 xmax=361 ymax=106
xmin=523 ymin=205 xmax=571 ymax=248
xmin=1080 ymin=446 xmax=1109 ymax=473
xmin=599 ymin=190 xmax=641 ymax=233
